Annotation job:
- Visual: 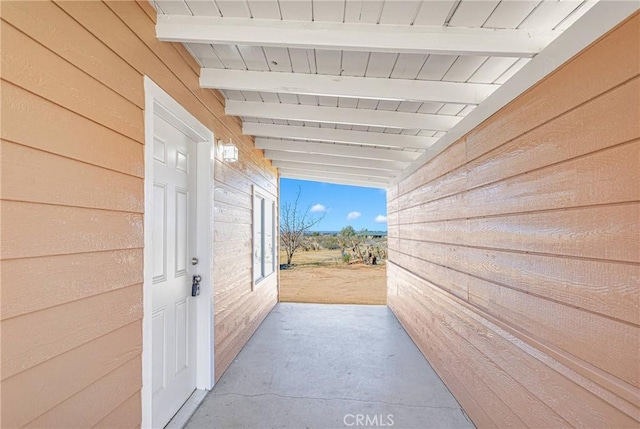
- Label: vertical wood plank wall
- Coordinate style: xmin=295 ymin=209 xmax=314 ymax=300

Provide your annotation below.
xmin=0 ymin=1 xmax=277 ymax=427
xmin=387 ymin=14 xmax=640 ymax=428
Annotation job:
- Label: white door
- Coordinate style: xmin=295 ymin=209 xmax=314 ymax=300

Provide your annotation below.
xmin=151 ymin=113 xmax=198 ymax=428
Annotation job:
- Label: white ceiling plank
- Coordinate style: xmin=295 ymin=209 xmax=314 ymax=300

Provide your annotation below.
xmin=259 ymin=92 xmax=281 ymax=103
xmin=318 ymin=96 xmax=339 ymax=107
xmin=280 ymin=168 xmax=390 ymax=184
xmin=200 ymin=69 xmax=499 ymax=104
xmin=263 ymin=47 xmax=293 ymax=72
xmin=493 ymin=57 xmax=530 ymax=84
xmin=215 ymin=0 xmax=251 ymax=17
xmin=313 ymin=0 xmax=346 ymax=22
xmin=279 ymin=0 xmax=313 ymax=20
xmin=211 ymin=44 xmax=246 ymax=69
xmin=437 ymin=104 xmax=466 ymax=115
xmin=341 ymin=51 xmax=370 ymax=77
xmin=315 ymin=49 xmax=343 ymax=75
xmin=383 ymin=128 xmax=403 ymax=135
xmin=367 ymin=126 xmax=386 ymax=133
xmin=366 ymin=52 xmax=399 ymax=78
xmin=186 ymin=43 xmax=224 ymax=68
xmin=457 ymin=105 xmax=476 ymax=117
xmin=448 ymin=0 xmax=500 ymax=27
xmin=338 ymin=97 xmax=359 ymax=108
xmin=272 ymin=160 xmax=397 ymax=178
xmin=280 ymin=171 xmax=389 ymax=188
xmin=376 ymin=100 xmax=401 ymax=112
xmin=277 ymin=93 xmax=300 ymax=104
xmin=236 ymin=45 xmax=270 ymax=70
xmin=555 ymin=1 xmax=598 ymax=31
xmin=390 ymin=54 xmax=427 ymax=79
xmin=336 ymin=124 xmax=353 ymax=131
xmin=247 ymin=0 xmax=281 ymax=19
xmin=344 ymin=0 xmax=384 ymax=23
xmin=156 ymin=0 xmax=192 ymax=15
xmin=288 ymin=48 xmax=317 ymax=73
xmin=297 ymin=94 xmax=319 ymax=105
xmin=222 ymin=89 xmax=245 ymax=100
xmin=156 ymin=15 xmax=559 ymax=57
xmin=243 ymin=122 xmax=437 ymax=149
xmin=483 ymin=1 xmax=540 ymax=29
xmin=413 ymin=0 xmax=456 ymax=26
xmin=241 ymin=91 xmax=263 ymax=102
xmin=519 ymin=0 xmax=584 ymax=31
xmin=356 ymin=98 xmax=379 ymax=110
xmin=417 ymin=102 xmax=444 ymax=114
xmin=320 ymin=123 xmax=337 ymax=129
xmin=396 ymin=101 xmax=423 ymax=113
xmin=255 ymin=138 xmax=422 ymax=162
xmin=184 ymin=0 xmax=221 ymax=16
xmin=468 ymin=57 xmax=519 ymax=84
xmin=379 ymin=1 xmax=422 ymax=25
xmin=442 ymin=56 xmax=488 ymax=82
xmin=266 ymin=149 xmax=408 ymax=171
xmin=417 ymin=54 xmax=457 ymax=80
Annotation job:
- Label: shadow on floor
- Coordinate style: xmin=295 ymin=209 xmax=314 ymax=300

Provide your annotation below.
xmin=186 ymin=303 xmax=474 ymax=429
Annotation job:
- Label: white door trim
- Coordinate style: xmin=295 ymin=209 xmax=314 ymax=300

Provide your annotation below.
xmin=142 ymin=76 xmax=215 ymax=429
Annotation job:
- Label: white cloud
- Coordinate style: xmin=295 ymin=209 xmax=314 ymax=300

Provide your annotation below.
xmin=310 ymin=204 xmax=326 ymax=213
xmin=347 ymin=211 xmax=361 ymax=220
xmin=375 ymin=215 xmax=387 ymax=223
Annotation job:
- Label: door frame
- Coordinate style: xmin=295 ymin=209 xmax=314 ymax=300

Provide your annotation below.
xmin=142 ymin=76 xmax=215 ymax=428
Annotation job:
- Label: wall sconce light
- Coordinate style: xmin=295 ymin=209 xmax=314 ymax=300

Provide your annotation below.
xmin=219 ymin=139 xmax=239 ymax=162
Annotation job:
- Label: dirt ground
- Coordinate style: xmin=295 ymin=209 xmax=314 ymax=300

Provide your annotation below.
xmin=279 ymin=249 xmax=387 ymax=305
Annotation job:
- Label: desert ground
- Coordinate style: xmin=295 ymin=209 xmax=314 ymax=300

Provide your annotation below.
xmin=279 ymin=249 xmax=387 ymax=305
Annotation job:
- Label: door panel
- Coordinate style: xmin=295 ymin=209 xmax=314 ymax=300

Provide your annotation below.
xmin=151 ymin=114 xmax=198 ymax=428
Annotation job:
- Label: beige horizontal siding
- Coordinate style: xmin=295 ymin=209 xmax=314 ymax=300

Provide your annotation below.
xmin=388 ymin=12 xmax=640 ymax=428
xmin=0 ymin=0 xmax=278 ymax=426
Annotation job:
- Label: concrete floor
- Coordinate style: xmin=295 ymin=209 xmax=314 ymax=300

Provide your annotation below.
xmin=186 ymin=303 xmax=474 ymax=429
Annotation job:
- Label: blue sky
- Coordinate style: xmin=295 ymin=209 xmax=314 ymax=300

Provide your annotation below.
xmin=280 ymin=178 xmax=388 ymax=232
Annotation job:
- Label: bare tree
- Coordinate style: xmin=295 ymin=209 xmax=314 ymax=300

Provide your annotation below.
xmin=280 ymin=187 xmax=324 ymax=266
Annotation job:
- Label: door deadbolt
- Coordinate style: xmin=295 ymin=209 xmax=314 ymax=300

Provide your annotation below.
xmin=191 ymin=275 xmax=202 ymax=297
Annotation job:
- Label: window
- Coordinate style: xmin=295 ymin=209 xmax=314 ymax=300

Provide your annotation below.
xmin=253 ymin=186 xmax=276 ymax=285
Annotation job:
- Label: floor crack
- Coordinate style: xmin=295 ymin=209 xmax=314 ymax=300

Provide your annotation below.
xmin=214 ymin=391 xmax=461 ymax=410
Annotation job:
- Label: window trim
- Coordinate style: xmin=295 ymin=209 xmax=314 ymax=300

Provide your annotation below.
xmin=252 ymin=185 xmax=276 ymax=288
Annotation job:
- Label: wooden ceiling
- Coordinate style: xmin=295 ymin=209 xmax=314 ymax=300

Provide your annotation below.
xmin=152 ymin=0 xmax=598 ymax=188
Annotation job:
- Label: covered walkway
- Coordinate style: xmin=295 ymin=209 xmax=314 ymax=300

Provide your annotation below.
xmin=186 ymin=303 xmax=474 ymax=429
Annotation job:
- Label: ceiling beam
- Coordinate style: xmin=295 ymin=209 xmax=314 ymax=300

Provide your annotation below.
xmin=271 ymin=161 xmax=397 ymax=179
xmin=391 ymin=1 xmax=640 ymax=187
xmin=157 ymin=15 xmax=557 ymax=58
xmin=201 ymin=69 xmax=497 ymax=105
xmin=244 ymin=123 xmax=435 ymax=150
xmin=226 ymin=100 xmax=461 ymax=131
xmin=255 ymin=138 xmax=421 ymax=163
xmin=264 ymin=150 xmax=408 ymax=171
xmin=280 ymin=172 xmax=388 ymax=189
xmin=279 ymin=169 xmax=390 ymax=185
